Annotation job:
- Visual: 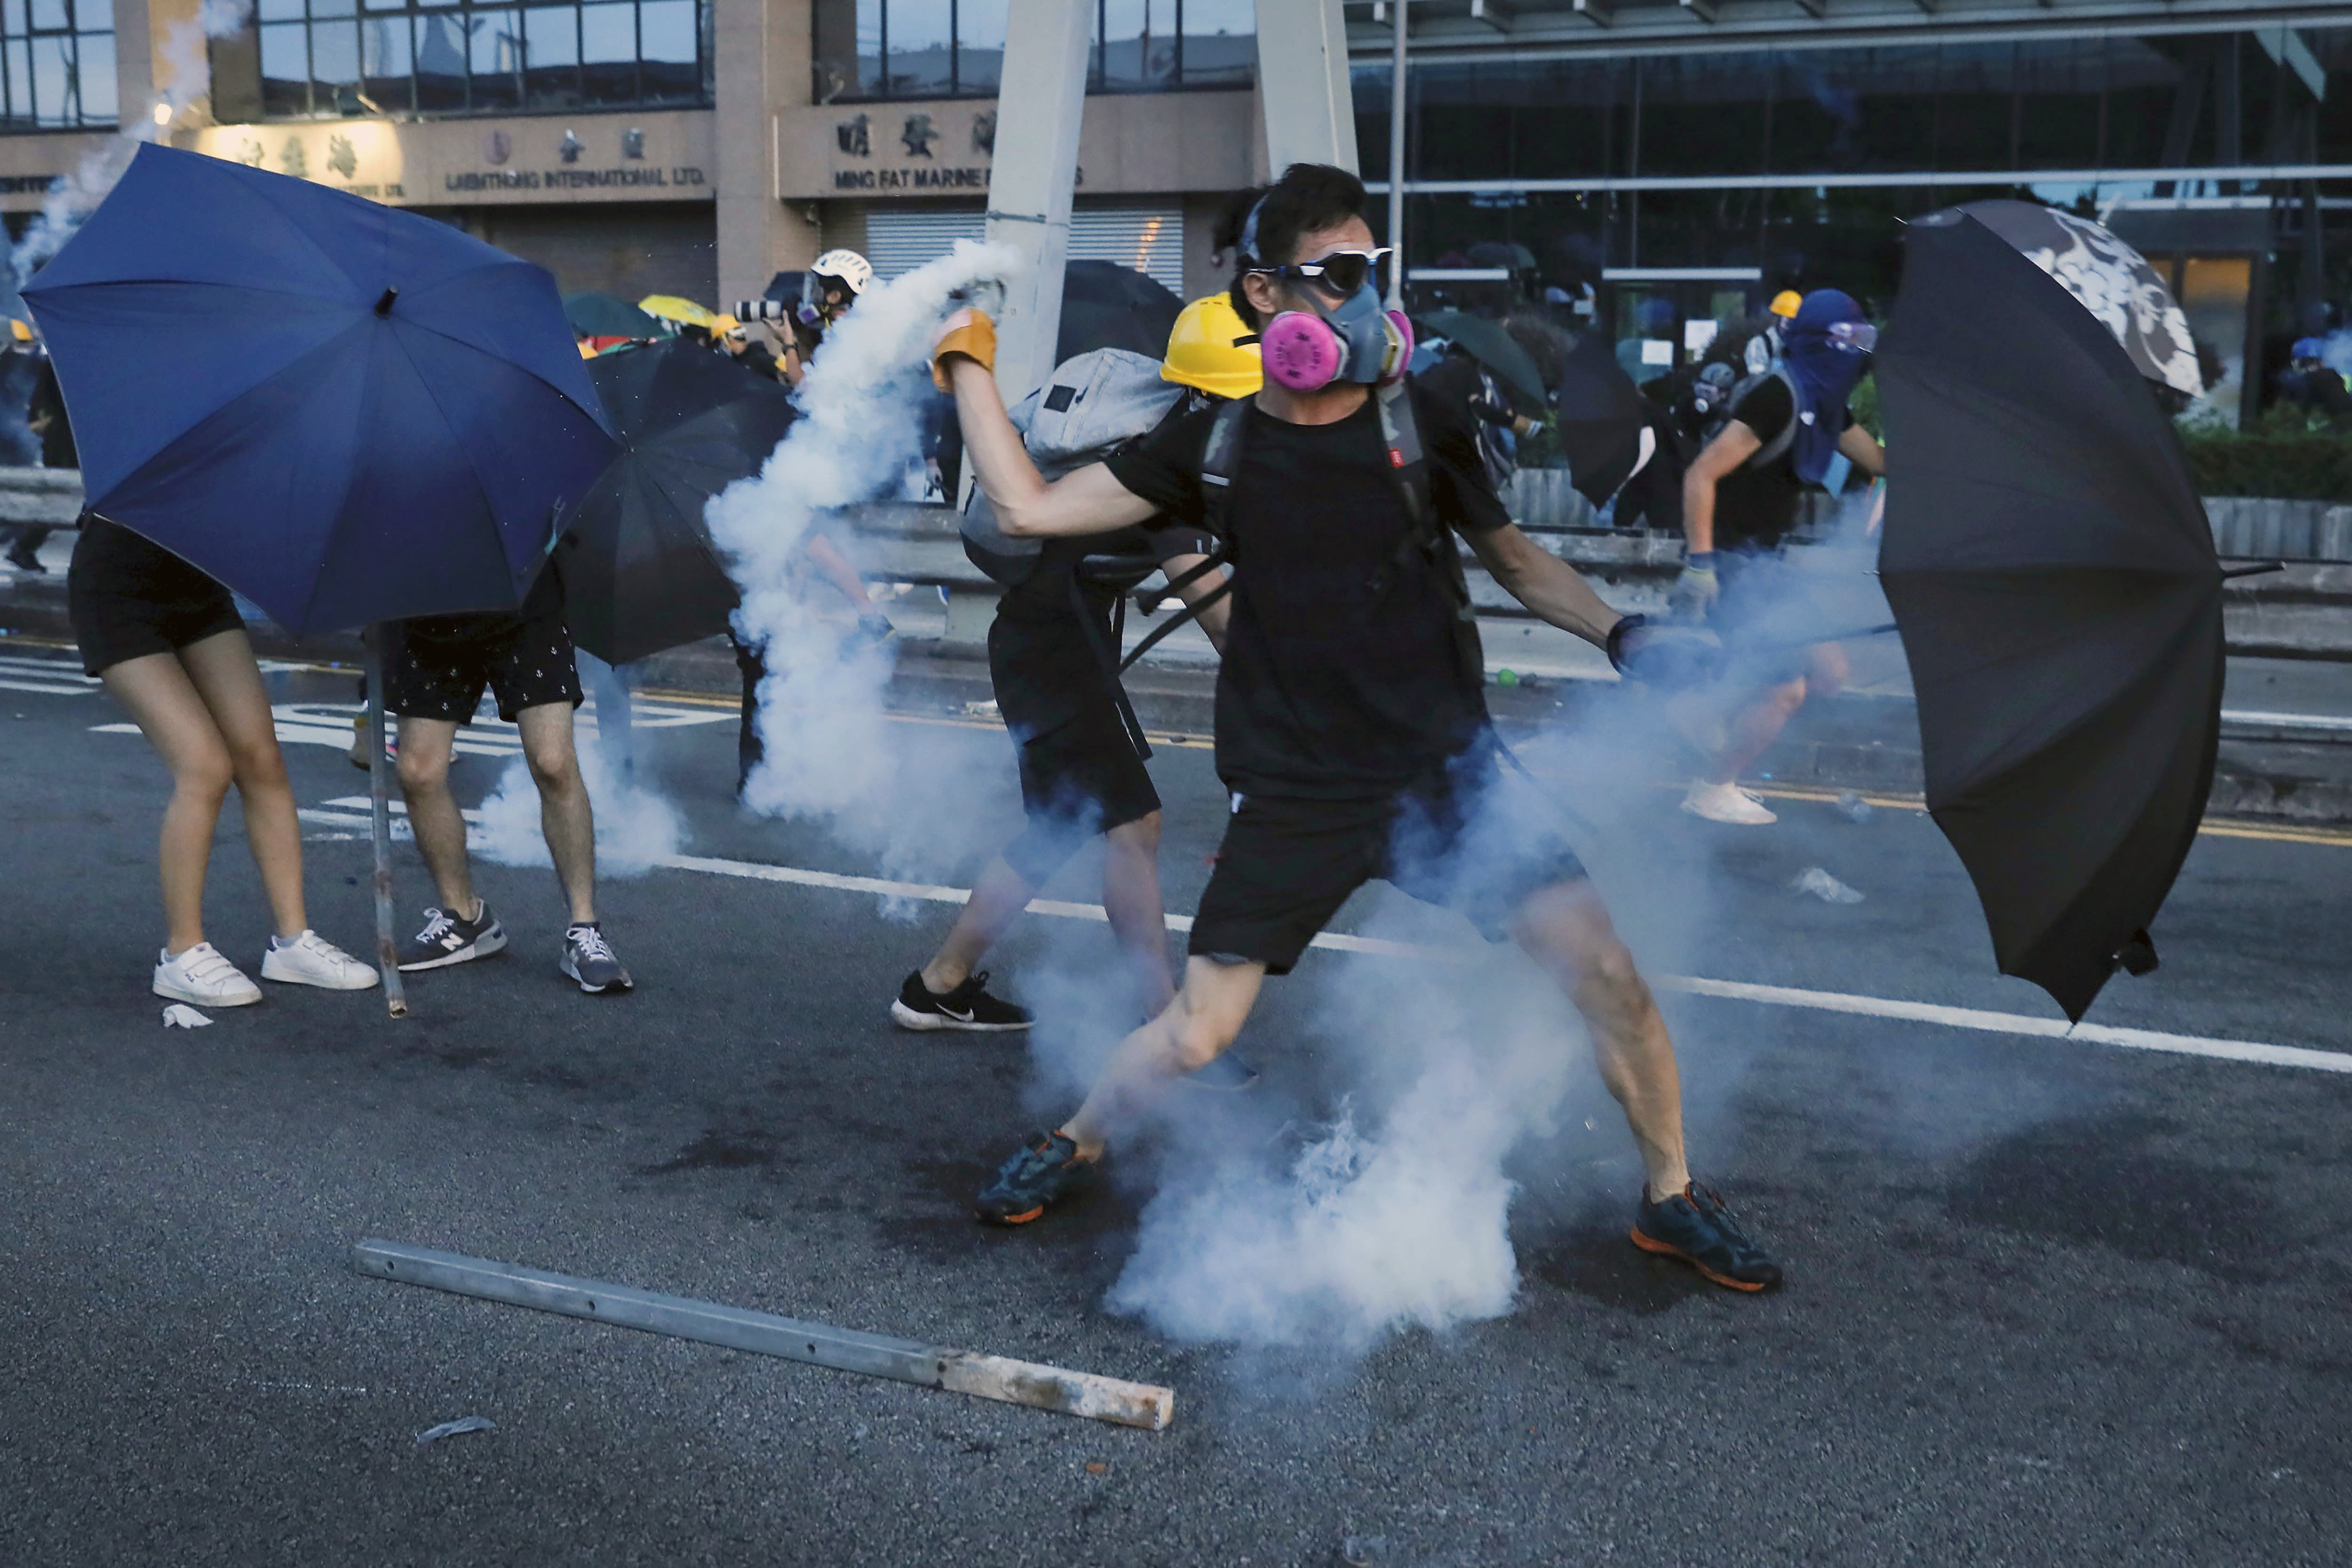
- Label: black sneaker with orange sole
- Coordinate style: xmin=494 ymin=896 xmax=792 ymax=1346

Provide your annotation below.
xmin=975 ymin=1130 xmax=1099 ymax=1225
xmin=1631 ymin=1181 xmax=1783 ymax=1292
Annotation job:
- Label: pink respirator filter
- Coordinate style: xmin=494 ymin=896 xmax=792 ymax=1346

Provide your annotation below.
xmin=1260 ymin=312 xmax=1344 ymax=391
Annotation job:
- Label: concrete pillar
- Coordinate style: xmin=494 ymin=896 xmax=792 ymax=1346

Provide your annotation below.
xmin=1253 ymin=0 xmax=1358 ymax=176
xmin=110 ymin=0 xmax=156 ymax=127
xmin=983 ymin=0 xmax=1094 ymax=405
xmin=715 ymin=0 xmax=821 ymax=313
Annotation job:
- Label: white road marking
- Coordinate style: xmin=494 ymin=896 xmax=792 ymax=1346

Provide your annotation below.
xmin=298 ymin=808 xmax=2337 ymax=1074
xmin=2219 ymin=708 xmax=2352 ymax=733
xmin=1 ymin=678 xmax=90 ymax=695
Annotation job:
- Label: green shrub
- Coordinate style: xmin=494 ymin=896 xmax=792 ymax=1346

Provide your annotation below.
xmin=2178 ymin=411 xmax=2352 ymax=501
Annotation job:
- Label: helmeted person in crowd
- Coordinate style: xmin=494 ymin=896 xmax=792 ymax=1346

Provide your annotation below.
xmin=730 ymin=247 xmax=896 ymax=790
xmin=932 ymin=162 xmax=1784 ymax=1293
xmin=1674 ymin=288 xmax=1887 ymax=826
xmin=2275 ymin=336 xmax=2352 ymax=433
xmin=713 ymin=312 xmax=785 ymax=382
xmin=891 ymin=295 xmax=1251 ymax=1062
xmin=3 ymin=319 xmax=63 ymax=572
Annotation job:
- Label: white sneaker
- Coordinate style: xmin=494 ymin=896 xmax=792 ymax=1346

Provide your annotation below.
xmin=153 ymin=942 xmax=263 ymax=1007
xmin=260 ymin=930 xmax=381 ymax=991
xmin=1682 ymin=780 xmax=1779 ymax=825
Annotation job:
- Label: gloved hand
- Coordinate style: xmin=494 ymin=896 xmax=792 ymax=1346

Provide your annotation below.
xmin=1607 ymin=613 xmax=1723 ymax=690
xmin=1669 ymin=551 xmax=1720 ymax=619
xmin=931 ymin=307 xmax=997 ymax=392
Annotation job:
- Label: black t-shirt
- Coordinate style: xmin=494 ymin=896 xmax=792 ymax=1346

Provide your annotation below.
xmin=1104 ymin=381 xmax=1511 ymax=800
xmin=989 ymin=527 xmax=1208 ymax=740
xmin=1713 ymin=375 xmax=1852 ymax=550
xmin=400 ymin=557 xmax=565 ymax=650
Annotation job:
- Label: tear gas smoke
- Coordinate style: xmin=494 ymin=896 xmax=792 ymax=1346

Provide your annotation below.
xmin=707 ymin=240 xmax=1024 ymax=891
xmin=470 ymin=732 xmax=681 ymax=877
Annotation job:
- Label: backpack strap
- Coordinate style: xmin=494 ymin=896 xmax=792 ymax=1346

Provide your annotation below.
xmin=1371 ymin=381 xmax=1484 ymax=693
xmin=1109 ymin=397 xmax=1247 ymax=673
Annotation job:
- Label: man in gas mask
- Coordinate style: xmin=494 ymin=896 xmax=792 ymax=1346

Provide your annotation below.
xmin=927 ymin=163 xmax=1783 ymax=1294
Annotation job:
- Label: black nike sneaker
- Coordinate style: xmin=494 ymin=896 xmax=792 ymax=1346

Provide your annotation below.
xmin=397 ymin=903 xmax=506 ymax=971
xmin=975 ymin=1130 xmax=1099 ymax=1225
xmin=892 ymin=969 xmax=1033 ymax=1032
xmin=1631 ymin=1181 xmax=1783 ymax=1293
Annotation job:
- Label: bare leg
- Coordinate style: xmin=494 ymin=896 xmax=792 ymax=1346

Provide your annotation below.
xmin=394 ymin=717 xmax=476 ymax=918
xmin=516 ymin=702 xmax=596 ymax=924
xmin=803 ymin=533 xmax=877 ymax=613
xmin=1510 ymin=881 xmax=1691 ymax=1202
xmin=1100 ymin=812 xmax=1176 ymax=1015
xmin=920 ymin=853 xmax=1038 ymax=995
xmin=1061 ymin=956 xmax=1266 ymax=1157
xmin=100 ymin=652 xmax=236 ymax=955
xmin=178 ymin=630 xmax=306 ymax=939
xmin=1704 ymin=641 xmax=1850 ymax=786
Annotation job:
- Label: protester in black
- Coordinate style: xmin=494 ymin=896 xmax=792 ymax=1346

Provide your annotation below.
xmin=931 ymin=163 xmax=1782 ymax=1293
xmin=894 ymin=310 xmax=1247 ymax=1044
xmin=67 ymin=517 xmax=378 ymax=1004
xmin=1675 ymin=288 xmax=1887 ymax=826
xmin=2 ymin=347 xmax=69 ymax=572
xmin=384 ymin=562 xmax=631 ymax=994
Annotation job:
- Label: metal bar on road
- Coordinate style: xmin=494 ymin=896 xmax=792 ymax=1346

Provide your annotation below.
xmin=362 ymin=627 xmax=407 ymax=1018
xmin=354 ymin=1240 xmax=1175 ymax=1431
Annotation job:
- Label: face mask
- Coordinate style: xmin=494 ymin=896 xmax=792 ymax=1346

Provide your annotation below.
xmin=1260 ymin=281 xmax=1414 ymax=393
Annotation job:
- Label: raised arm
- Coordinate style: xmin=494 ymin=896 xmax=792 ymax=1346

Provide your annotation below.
xmin=1465 ymin=523 xmax=1622 ymax=648
xmin=937 ymin=314 xmax=1160 ymax=540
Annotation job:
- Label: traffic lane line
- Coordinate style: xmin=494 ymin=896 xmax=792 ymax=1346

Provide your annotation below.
xmin=298 ymin=811 xmax=2342 ymax=1076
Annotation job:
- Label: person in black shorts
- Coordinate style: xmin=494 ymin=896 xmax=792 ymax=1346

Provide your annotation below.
xmin=1675 ymin=288 xmax=1887 ymax=826
xmin=68 ymin=515 xmax=379 ymax=1005
xmin=386 ymin=562 xmax=631 ymax=994
xmin=892 ymin=302 xmax=1247 ymax=1050
xmin=930 ymin=164 xmax=1782 ymax=1293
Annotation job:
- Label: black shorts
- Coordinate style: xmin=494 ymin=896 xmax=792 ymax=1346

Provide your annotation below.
xmin=387 ymin=573 xmax=581 ymax=724
xmin=1188 ymin=744 xmax=1589 ymax=976
xmin=67 ymin=518 xmax=244 ymax=677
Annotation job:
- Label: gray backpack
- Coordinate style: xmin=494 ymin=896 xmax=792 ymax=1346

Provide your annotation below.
xmin=961 ymin=347 xmax=1186 ymax=585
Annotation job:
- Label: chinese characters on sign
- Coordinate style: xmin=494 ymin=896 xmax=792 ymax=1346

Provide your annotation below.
xmin=900 ymin=113 xmax=938 ymax=159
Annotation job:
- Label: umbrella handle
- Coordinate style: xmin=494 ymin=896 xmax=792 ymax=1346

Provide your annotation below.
xmin=2220 ymin=560 xmax=2285 ymax=579
xmin=364 ymin=626 xmax=409 ymax=1019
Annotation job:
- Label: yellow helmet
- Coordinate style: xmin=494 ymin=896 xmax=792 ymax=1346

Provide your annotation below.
xmin=1161 ymin=293 xmax=1262 ymax=400
xmin=1769 ymin=290 xmax=1804 ymax=319
xmin=7 ymin=318 xmax=29 ymax=343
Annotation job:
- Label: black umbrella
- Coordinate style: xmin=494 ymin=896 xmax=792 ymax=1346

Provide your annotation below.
xmin=1551 ymin=325 xmax=1650 ymax=504
xmin=564 ymin=291 xmax=665 ymax=340
xmin=1417 ymin=310 xmax=1549 ymax=411
xmin=1878 ymin=208 xmax=2224 ymax=1022
xmin=1953 ymin=200 xmax=2202 ymax=397
xmin=556 ymin=339 xmax=796 ymax=665
xmin=1057 ymin=260 xmax=1184 ymax=363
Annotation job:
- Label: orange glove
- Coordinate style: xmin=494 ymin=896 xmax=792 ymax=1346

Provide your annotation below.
xmin=931 ymin=307 xmax=997 ymax=392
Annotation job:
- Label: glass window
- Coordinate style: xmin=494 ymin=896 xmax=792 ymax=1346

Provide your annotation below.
xmin=1101 ymin=0 xmax=1175 ymax=93
xmin=205 ymin=0 xmax=707 ymax=121
xmin=1636 ymin=52 xmax=1766 ymax=179
xmin=522 ymin=5 xmax=575 ymax=108
xmin=0 ymin=0 xmax=111 ymax=127
xmin=810 ymin=0 xmax=876 ymax=103
xmin=1179 ymin=0 xmax=1248 ymax=87
xmin=2012 ymin=37 xmax=2106 ymax=173
xmin=955 ymin=0 xmax=1004 ymax=96
xmin=884 ymin=0 xmax=948 ymax=97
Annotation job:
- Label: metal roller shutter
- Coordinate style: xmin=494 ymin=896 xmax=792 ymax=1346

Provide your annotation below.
xmin=860 ymin=205 xmax=1183 ymax=293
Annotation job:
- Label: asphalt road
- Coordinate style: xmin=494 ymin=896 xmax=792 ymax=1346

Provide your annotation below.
xmin=3 ymin=630 xmax=2350 ymax=1567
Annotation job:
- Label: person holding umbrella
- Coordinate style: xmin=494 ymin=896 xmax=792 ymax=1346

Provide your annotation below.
xmin=385 ymin=563 xmax=631 ymax=995
xmin=1674 ymin=288 xmax=1886 ymax=826
xmin=68 ymin=517 xmax=380 ymax=1004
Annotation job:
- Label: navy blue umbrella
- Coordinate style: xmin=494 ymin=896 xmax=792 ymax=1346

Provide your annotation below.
xmin=23 ymin=143 xmax=617 ymax=633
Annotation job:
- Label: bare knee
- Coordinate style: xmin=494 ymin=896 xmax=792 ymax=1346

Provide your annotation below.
xmin=396 ymin=748 xmax=447 ymax=797
xmin=526 ymin=738 xmax=580 ymax=792
xmin=1808 ymin=645 xmax=1850 ymax=698
xmin=175 ymin=744 xmax=234 ymax=804
xmin=1766 ymin=676 xmax=1808 ymax=716
xmin=1109 ymin=810 xmax=1162 ymax=855
xmin=1165 ymin=996 xmax=1240 ymax=1073
xmin=226 ymin=734 xmax=287 ymax=791
xmin=1519 ymin=887 xmax=1648 ymax=1005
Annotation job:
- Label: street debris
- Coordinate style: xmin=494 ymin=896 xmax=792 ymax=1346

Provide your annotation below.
xmin=1341 ymin=1534 xmax=1389 ymax=1565
xmin=161 ymin=1004 xmax=212 ymax=1028
xmin=1792 ymin=867 xmax=1866 ymax=905
xmin=415 ymin=1415 xmax=496 ymax=1446
xmin=1834 ymin=790 xmax=1875 ymax=823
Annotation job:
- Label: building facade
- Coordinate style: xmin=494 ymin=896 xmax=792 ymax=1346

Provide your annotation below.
xmin=0 ymin=2 xmax=2343 ymax=426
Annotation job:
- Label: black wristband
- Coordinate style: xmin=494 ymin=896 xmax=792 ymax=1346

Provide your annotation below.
xmin=1606 ymin=613 xmax=1646 ymax=674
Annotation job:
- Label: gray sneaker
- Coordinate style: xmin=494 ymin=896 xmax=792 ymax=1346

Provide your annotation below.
xmin=560 ymin=923 xmax=633 ymax=995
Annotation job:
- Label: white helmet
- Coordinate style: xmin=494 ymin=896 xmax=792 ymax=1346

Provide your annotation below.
xmin=806 ymin=249 xmax=872 ymax=306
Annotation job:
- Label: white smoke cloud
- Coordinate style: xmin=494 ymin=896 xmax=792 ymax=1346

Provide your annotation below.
xmin=468 ymin=733 xmax=682 ymax=878
xmin=706 ymin=240 xmax=1024 ymax=889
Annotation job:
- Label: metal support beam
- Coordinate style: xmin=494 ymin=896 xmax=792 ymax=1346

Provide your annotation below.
xmin=1679 ymin=0 xmax=1720 ymax=23
xmin=354 ymin=1241 xmax=1175 ymax=1430
xmin=1386 ymin=0 xmax=1407 ymax=309
xmin=1470 ymin=0 xmax=1512 ymax=29
xmin=1255 ymin=0 xmax=1359 ymax=175
xmin=1573 ymin=0 xmax=1614 ymax=25
xmin=2257 ymin=27 xmax=2327 ymax=103
xmin=1794 ymin=0 xmax=1827 ymax=16
xmin=982 ymin=0 xmax=1093 ymax=406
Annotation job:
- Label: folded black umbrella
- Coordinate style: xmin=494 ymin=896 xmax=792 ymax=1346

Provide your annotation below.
xmin=557 ymin=339 xmax=796 ymax=665
xmin=1416 ymin=310 xmax=1549 ymax=412
xmin=1878 ymin=209 xmax=2225 ymax=1022
xmin=1551 ymin=325 xmax=1649 ymax=504
xmin=565 ymin=291 xmax=665 ymax=340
